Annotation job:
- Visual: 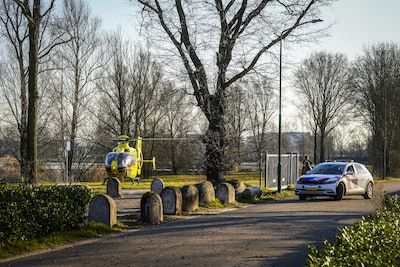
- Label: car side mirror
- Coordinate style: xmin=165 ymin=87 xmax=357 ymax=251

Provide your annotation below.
xmin=306 ymin=170 xmax=311 ymax=175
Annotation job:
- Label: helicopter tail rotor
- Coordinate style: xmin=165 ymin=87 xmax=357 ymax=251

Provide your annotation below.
xmin=142 ymin=157 xmax=156 ymax=170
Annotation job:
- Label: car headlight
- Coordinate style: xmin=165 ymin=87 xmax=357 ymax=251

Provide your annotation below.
xmin=318 ymin=178 xmax=337 ymax=184
xmin=297 ymin=178 xmax=306 ymax=184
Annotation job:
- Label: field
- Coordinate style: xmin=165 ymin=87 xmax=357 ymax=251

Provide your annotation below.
xmin=81 ymin=172 xmax=261 ymax=195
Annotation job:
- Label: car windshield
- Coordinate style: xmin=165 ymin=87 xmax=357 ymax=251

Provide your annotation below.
xmin=116 ymin=152 xmax=135 ymax=167
xmin=308 ymin=164 xmax=345 ymax=175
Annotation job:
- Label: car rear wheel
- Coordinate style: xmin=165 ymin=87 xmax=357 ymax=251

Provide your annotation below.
xmin=363 ymin=182 xmax=373 ymax=199
xmin=334 ymin=183 xmax=345 ymax=201
xmin=299 ymin=195 xmax=307 ymax=200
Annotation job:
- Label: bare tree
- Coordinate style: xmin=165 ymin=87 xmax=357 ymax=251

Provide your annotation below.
xmin=9 ymin=0 xmax=70 ymax=183
xmin=51 ymin=0 xmax=102 ymax=180
xmin=245 ymin=77 xmax=276 ymax=167
xmin=136 ymin=0 xmax=329 ymax=183
xmin=96 ymin=33 xmax=163 ymax=138
xmin=352 ymin=42 xmax=400 ymax=177
xmin=0 ymin=0 xmax=29 ymax=177
xmin=159 ymin=83 xmax=193 ymax=174
xmin=295 ymin=51 xmax=351 ymax=163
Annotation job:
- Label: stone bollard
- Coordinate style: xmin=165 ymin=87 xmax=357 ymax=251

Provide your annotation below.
xmin=151 ymin=178 xmax=165 ymax=195
xmin=88 ymin=194 xmax=117 ymax=227
xmin=216 ymin=182 xmax=235 ymax=204
xmin=242 ymin=187 xmax=263 ymax=199
xmin=181 ymin=185 xmax=199 ymax=212
xmin=140 ymin=192 xmax=163 ymax=224
xmin=196 ymin=181 xmax=215 ymax=204
xmin=106 ymin=177 xmax=122 ymax=198
xmin=161 ymin=187 xmax=182 ymax=215
xmin=230 ymin=179 xmax=246 ymax=201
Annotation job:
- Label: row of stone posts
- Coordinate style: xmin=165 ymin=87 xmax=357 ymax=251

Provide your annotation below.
xmin=87 ymin=177 xmax=252 ymax=226
xmin=140 ymin=178 xmax=237 ymax=224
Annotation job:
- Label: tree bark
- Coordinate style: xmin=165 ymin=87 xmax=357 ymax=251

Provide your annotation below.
xmin=319 ymin=131 xmax=325 ymax=163
xmin=313 ymin=129 xmax=317 ymax=164
xmin=204 ymin=96 xmax=226 ymax=185
xmin=18 ymin=47 xmax=28 ymax=179
xmin=26 ymin=0 xmax=41 ymax=183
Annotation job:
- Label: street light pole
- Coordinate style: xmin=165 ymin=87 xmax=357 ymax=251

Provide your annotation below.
xmin=278 ymin=38 xmax=283 ymax=193
xmin=277 ymin=18 xmax=323 ymax=193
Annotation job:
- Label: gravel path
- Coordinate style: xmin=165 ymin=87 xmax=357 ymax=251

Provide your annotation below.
xmin=2 ymin=182 xmax=400 ymax=267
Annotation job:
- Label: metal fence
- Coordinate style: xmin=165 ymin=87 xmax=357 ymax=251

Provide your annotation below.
xmin=262 ymin=153 xmax=299 ymax=189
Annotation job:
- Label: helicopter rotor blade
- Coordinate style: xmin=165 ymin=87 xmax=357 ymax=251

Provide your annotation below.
xmin=130 ymin=137 xmax=198 ymax=141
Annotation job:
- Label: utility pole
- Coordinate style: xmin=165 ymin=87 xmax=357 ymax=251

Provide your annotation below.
xmin=383 ymin=85 xmax=387 ymax=179
xmin=277 ymin=37 xmax=282 ymax=193
xmin=277 ymin=19 xmax=323 ymax=193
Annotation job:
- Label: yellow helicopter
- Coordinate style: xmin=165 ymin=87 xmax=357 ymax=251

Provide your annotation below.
xmin=104 ymin=135 xmax=156 ymax=183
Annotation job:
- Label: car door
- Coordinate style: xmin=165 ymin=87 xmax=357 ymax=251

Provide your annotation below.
xmin=354 ymin=163 xmax=368 ymax=190
xmin=344 ymin=164 xmax=363 ymax=194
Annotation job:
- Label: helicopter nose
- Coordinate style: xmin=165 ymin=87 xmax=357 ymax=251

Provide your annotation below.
xmin=111 ymin=160 xmax=118 ymax=171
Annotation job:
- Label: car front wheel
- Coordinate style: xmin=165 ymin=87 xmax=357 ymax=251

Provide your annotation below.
xmin=334 ymin=183 xmax=345 ymax=201
xmin=363 ymin=182 xmax=373 ymax=199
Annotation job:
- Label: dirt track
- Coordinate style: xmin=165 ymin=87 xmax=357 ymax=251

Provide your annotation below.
xmin=2 ymin=182 xmax=400 ymax=267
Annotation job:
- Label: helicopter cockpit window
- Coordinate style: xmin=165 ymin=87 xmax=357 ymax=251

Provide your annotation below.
xmin=116 ymin=152 xmax=136 ymax=168
xmin=105 ymin=152 xmax=117 ymax=166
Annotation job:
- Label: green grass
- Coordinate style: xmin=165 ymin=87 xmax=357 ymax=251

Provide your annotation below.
xmin=197 ymin=199 xmax=243 ymax=210
xmin=374 ymin=177 xmax=400 ymax=184
xmin=239 ymin=187 xmax=296 ymax=204
xmin=259 ymin=190 xmax=295 ymax=201
xmin=201 ymin=199 xmax=225 ymax=208
xmin=0 ymin=223 xmax=120 ymax=260
xmin=75 ymin=173 xmax=261 ymax=195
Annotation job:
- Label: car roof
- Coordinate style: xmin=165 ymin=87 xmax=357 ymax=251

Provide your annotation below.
xmin=317 ymin=161 xmax=348 ymax=166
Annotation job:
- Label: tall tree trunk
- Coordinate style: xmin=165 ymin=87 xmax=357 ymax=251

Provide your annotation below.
xmin=18 ymin=52 xmax=28 ymax=179
xmin=26 ymin=0 xmax=41 ymax=184
xmin=313 ymin=129 xmax=317 ymax=164
xmin=68 ymin=54 xmax=80 ymax=181
xmin=68 ymin=99 xmax=79 ymax=181
xmin=171 ymin=145 xmax=178 ymax=175
xmin=319 ymin=131 xmax=325 ymax=163
xmin=204 ymin=96 xmax=226 ymax=185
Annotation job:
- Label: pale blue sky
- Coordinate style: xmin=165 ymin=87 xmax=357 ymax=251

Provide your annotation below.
xmin=86 ymin=0 xmax=400 ymax=129
xmin=87 ymin=0 xmax=400 ymax=59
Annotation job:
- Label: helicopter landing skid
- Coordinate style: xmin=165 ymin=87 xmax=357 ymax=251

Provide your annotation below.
xmin=131 ymin=177 xmax=141 ymax=185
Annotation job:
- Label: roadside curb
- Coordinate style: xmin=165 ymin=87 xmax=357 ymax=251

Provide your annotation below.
xmin=0 ymin=230 xmax=139 ymax=265
xmin=0 ymin=205 xmax=248 ymax=264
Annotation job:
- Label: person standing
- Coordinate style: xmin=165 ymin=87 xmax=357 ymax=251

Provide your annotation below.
xmin=302 ymin=155 xmax=314 ymax=175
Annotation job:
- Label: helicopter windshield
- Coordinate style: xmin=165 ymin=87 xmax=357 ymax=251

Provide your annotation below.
xmin=105 ymin=152 xmax=117 ymax=167
xmin=116 ymin=152 xmax=136 ymax=168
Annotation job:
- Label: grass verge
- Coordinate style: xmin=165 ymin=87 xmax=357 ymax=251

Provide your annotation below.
xmin=239 ymin=188 xmax=296 ymax=204
xmin=197 ymin=199 xmax=243 ymax=211
xmin=374 ymin=177 xmax=400 ymax=184
xmin=259 ymin=190 xmax=295 ymax=201
xmin=0 ymin=223 xmax=120 ymax=260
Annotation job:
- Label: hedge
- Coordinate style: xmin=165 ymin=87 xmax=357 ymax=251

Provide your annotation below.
xmin=307 ymin=195 xmax=400 ymax=267
xmin=0 ymin=184 xmax=91 ymax=246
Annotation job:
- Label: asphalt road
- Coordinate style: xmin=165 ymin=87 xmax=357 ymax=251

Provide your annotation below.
xmin=3 ymin=182 xmax=400 ymax=267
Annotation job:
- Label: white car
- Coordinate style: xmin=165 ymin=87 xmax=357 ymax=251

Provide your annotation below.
xmin=295 ymin=161 xmax=374 ymax=200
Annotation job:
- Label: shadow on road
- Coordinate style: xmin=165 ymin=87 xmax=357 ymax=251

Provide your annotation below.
xmin=2 ymin=194 xmax=383 ymax=267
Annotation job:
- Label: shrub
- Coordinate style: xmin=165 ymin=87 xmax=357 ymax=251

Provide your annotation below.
xmin=307 ymin=195 xmax=400 ymax=267
xmin=0 ymin=184 xmax=91 ymax=246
